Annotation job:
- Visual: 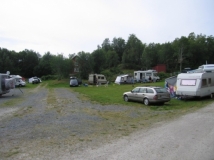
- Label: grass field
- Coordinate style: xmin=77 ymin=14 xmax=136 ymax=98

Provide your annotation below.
xmin=32 ymin=79 xmax=214 ymax=112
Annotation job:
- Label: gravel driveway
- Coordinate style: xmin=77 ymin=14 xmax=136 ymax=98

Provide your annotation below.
xmin=0 ymin=84 xmax=214 ymax=160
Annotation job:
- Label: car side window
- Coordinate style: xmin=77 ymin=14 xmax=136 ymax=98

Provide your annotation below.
xmin=147 ymin=88 xmax=154 ymax=93
xmin=139 ymin=88 xmax=147 ymax=93
xmin=132 ymin=88 xmax=140 ymax=93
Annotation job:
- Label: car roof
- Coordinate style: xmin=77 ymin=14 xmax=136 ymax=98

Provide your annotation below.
xmin=136 ymin=86 xmax=162 ymax=88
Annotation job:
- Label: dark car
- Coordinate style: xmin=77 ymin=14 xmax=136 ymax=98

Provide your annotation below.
xmin=70 ymin=77 xmax=78 ymax=87
xmin=123 ymin=86 xmax=171 ymax=105
xmin=77 ymin=78 xmax=82 ymax=85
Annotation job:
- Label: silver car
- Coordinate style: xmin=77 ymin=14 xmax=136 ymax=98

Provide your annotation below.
xmin=70 ymin=77 xmax=78 ymax=87
xmin=123 ymin=86 xmax=170 ymax=105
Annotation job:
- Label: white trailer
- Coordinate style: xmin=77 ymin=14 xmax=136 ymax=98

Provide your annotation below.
xmin=176 ymin=72 xmax=214 ymax=99
xmin=88 ymin=74 xmax=107 ymax=85
xmin=134 ymin=70 xmax=160 ymax=82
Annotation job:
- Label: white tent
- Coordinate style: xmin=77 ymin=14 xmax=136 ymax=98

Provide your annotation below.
xmin=114 ymin=74 xmax=134 ymax=84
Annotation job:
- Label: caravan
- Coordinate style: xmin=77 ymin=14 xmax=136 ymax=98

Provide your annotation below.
xmin=88 ymin=74 xmax=107 ymax=85
xmin=134 ymin=70 xmax=160 ymax=82
xmin=176 ymin=72 xmax=214 ymax=99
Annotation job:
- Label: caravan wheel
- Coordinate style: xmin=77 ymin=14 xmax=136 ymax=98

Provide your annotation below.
xmin=211 ymin=93 xmax=214 ymax=99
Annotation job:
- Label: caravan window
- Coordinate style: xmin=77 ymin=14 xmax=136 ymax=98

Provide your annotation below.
xmin=180 ymin=79 xmax=196 ymax=86
xmin=146 ymin=73 xmax=151 ymax=76
xmin=208 ymin=78 xmax=211 ymax=84
xmin=202 ymin=79 xmax=207 ymax=87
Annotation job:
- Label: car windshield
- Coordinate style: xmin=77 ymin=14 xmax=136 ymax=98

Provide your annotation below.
xmin=154 ymin=88 xmax=168 ymax=93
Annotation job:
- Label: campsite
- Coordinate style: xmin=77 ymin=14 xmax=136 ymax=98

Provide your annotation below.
xmin=0 ymin=79 xmax=214 ymax=159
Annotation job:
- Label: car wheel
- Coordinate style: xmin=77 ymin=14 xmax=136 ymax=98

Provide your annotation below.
xmin=143 ymin=98 xmax=150 ymax=105
xmin=124 ymin=95 xmax=129 ymax=102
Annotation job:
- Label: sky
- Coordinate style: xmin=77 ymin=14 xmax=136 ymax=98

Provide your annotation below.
xmin=0 ymin=0 xmax=214 ymax=58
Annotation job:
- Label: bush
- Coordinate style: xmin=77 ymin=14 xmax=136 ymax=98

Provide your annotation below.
xmin=158 ymin=72 xmax=171 ymax=80
xmin=41 ymin=75 xmax=58 ymax=81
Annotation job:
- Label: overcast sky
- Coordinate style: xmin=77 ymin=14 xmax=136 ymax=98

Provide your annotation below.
xmin=0 ymin=0 xmax=214 ymax=57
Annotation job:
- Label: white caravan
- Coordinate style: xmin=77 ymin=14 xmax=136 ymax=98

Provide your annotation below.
xmin=134 ymin=70 xmax=160 ymax=82
xmin=176 ymin=72 xmax=214 ymax=99
xmin=88 ymin=74 xmax=107 ymax=85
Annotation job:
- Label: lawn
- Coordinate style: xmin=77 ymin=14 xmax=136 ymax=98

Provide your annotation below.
xmin=40 ymin=79 xmax=214 ymax=112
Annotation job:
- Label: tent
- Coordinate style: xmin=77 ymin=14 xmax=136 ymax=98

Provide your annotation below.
xmin=165 ymin=76 xmax=177 ymax=97
xmin=115 ymin=74 xmax=134 ymax=85
xmin=165 ymin=76 xmax=177 ymax=86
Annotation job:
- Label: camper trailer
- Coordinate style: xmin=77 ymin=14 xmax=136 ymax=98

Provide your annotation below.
xmin=134 ymin=70 xmax=160 ymax=82
xmin=0 ymin=72 xmax=15 ymax=96
xmin=88 ymin=74 xmax=107 ymax=85
xmin=176 ymin=72 xmax=214 ymax=99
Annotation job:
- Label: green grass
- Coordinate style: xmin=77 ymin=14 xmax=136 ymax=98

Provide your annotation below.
xmin=32 ymin=79 xmax=214 ymax=111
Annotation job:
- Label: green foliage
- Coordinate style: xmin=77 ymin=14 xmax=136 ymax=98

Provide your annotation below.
xmin=158 ymin=72 xmax=171 ymax=80
xmin=34 ymin=52 xmax=53 ymax=77
xmin=77 ymin=51 xmax=93 ymax=79
xmin=111 ymin=37 xmax=126 ymax=63
xmin=91 ymin=48 xmax=106 ymax=73
xmin=122 ymin=34 xmax=145 ymax=69
xmin=41 ymin=75 xmax=58 ymax=80
xmin=19 ymin=49 xmax=39 ymax=77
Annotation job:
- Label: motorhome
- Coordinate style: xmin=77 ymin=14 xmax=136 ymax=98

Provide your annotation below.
xmin=0 ymin=72 xmax=15 ymax=96
xmin=10 ymin=75 xmax=26 ymax=87
xmin=134 ymin=70 xmax=160 ymax=82
xmin=88 ymin=74 xmax=107 ymax=85
xmin=176 ymin=72 xmax=214 ymax=99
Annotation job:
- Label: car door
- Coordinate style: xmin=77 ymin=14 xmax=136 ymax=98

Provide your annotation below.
xmin=135 ymin=87 xmax=147 ymax=102
xmin=129 ymin=87 xmax=140 ymax=101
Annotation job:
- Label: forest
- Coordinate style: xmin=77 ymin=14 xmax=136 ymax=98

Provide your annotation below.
xmin=0 ymin=32 xmax=214 ymax=80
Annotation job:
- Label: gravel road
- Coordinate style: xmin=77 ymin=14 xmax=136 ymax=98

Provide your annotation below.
xmin=0 ymin=84 xmax=214 ymax=160
xmin=69 ymin=103 xmax=214 ymax=160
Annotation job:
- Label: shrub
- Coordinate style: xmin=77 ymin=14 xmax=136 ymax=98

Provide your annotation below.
xmin=41 ymin=75 xmax=58 ymax=80
xmin=158 ymin=72 xmax=171 ymax=80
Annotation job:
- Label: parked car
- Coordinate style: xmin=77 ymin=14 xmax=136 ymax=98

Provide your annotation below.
xmin=123 ymin=86 xmax=171 ymax=105
xmin=70 ymin=77 xmax=78 ymax=87
xmin=29 ymin=77 xmax=42 ymax=84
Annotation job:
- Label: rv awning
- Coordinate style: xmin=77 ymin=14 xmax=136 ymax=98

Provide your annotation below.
xmin=165 ymin=76 xmax=177 ymax=86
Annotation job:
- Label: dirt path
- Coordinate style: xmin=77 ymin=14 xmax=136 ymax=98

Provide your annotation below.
xmin=0 ymin=85 xmax=213 ymax=160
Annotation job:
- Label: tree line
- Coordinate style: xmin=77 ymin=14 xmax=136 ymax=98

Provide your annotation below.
xmin=1 ymin=32 xmax=214 ymax=80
